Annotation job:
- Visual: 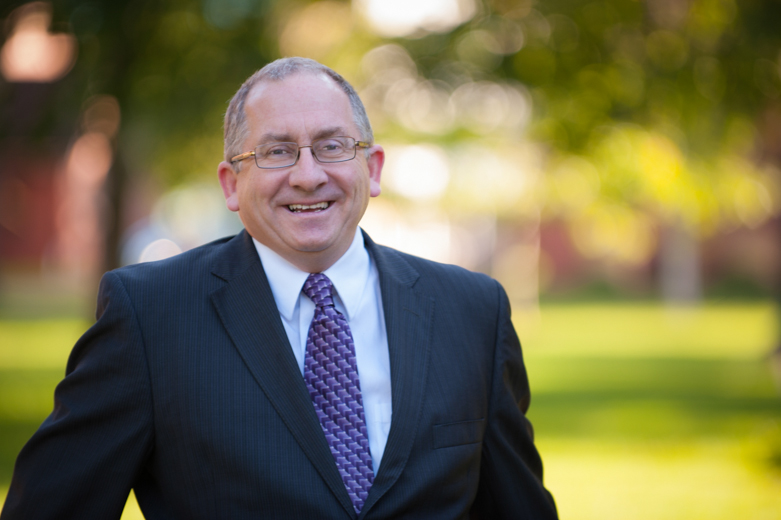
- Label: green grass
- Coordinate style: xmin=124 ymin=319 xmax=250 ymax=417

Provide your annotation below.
xmin=0 ymin=320 xmax=87 ymax=490
xmin=1 ymin=303 xmax=780 ymax=518
xmin=516 ymin=302 xmax=781 ymax=519
xmin=526 ymin=356 xmax=779 ymax=440
xmin=516 ymin=302 xmax=779 ymax=358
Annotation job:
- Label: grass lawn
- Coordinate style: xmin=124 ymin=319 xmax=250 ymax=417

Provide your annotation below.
xmin=1 ymin=302 xmax=780 ymax=518
xmin=519 ymin=302 xmax=781 ymax=520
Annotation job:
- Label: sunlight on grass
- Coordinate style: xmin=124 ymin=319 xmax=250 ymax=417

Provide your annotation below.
xmin=0 ymin=319 xmax=90 ymax=369
xmin=120 ymin=491 xmax=144 ymax=520
xmin=1 ymin=303 xmax=779 ymax=518
xmin=516 ymin=302 xmax=778 ymax=358
xmin=539 ymin=438 xmax=781 ymax=520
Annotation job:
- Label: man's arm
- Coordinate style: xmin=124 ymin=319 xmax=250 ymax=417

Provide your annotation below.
xmin=470 ymin=282 xmax=558 ymax=519
xmin=1 ymin=272 xmax=154 ymax=519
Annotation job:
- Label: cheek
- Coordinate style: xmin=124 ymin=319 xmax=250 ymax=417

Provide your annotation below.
xmin=344 ymin=169 xmax=371 ymax=196
xmin=238 ymin=178 xmax=274 ymax=207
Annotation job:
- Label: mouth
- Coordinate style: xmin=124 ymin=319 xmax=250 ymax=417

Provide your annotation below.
xmin=287 ymin=202 xmax=330 ymax=213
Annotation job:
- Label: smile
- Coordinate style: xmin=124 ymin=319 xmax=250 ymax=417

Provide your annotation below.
xmin=288 ymin=202 xmax=330 ymax=212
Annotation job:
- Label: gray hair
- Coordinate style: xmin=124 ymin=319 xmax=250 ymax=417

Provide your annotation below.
xmin=223 ymin=57 xmax=373 ymax=172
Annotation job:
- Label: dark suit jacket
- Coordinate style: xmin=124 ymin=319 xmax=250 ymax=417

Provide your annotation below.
xmin=2 ymin=230 xmax=557 ymax=519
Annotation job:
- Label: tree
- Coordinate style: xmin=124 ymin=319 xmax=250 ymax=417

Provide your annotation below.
xmin=342 ymin=0 xmax=781 ymax=301
xmin=3 ymin=0 xmax=779 ymax=299
xmin=1 ymin=0 xmax=280 ymax=272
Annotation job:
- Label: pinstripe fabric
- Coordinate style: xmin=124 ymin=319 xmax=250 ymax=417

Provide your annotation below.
xmin=1 ymin=230 xmax=557 ymax=520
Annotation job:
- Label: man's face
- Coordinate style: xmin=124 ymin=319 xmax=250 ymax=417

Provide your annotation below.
xmin=218 ymin=73 xmax=383 ymax=272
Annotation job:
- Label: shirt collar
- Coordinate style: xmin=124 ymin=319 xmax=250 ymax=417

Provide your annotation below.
xmin=252 ymin=229 xmax=370 ymax=322
xmin=323 ymin=229 xmax=370 ymax=322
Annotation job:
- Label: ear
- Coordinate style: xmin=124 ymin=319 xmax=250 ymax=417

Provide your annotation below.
xmin=366 ymin=145 xmax=384 ymax=198
xmin=217 ymin=161 xmax=240 ymax=212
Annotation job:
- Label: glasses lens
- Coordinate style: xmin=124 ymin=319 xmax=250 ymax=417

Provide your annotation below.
xmin=313 ymin=137 xmax=356 ymax=163
xmin=253 ymin=137 xmax=358 ymax=168
xmin=255 ymin=142 xmax=298 ymax=168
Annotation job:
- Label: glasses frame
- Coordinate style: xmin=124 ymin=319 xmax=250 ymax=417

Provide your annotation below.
xmin=230 ymin=136 xmax=371 ymax=170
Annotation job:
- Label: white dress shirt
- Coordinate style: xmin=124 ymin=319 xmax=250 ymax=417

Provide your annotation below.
xmin=253 ymin=230 xmax=392 ymax=473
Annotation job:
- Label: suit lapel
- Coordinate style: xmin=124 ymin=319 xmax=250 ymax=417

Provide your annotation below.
xmin=360 ymin=233 xmax=434 ymax=518
xmin=209 ymin=231 xmax=355 ymax=518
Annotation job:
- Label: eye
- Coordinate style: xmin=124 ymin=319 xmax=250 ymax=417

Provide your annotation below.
xmin=260 ymin=143 xmax=296 ymax=157
xmin=315 ymin=138 xmax=348 ymax=154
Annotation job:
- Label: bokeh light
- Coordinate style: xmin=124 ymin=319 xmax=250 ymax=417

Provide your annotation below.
xmin=138 ymin=239 xmax=182 ymax=263
xmin=0 ymin=2 xmax=76 ymax=83
xmin=355 ymin=0 xmax=476 ymax=38
xmin=121 ymin=183 xmax=242 ymax=266
xmin=384 ymin=145 xmax=450 ymax=201
xmin=279 ymin=2 xmax=353 ymax=60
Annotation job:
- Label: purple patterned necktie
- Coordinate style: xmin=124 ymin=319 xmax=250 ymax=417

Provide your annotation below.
xmin=302 ymin=273 xmax=374 ymax=513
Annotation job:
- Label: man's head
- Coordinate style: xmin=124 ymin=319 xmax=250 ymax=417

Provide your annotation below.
xmin=217 ymin=58 xmax=384 ymax=273
xmin=223 ymin=58 xmax=374 ymax=172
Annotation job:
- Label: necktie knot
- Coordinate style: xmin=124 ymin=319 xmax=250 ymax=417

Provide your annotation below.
xmin=303 ymin=273 xmax=335 ymax=309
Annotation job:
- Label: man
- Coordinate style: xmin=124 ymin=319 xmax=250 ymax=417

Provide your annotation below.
xmin=2 ymin=58 xmax=557 ymax=519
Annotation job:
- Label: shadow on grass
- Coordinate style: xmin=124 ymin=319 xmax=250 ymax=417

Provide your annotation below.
xmin=526 ymin=356 xmax=781 ymax=440
xmin=2 ymin=355 xmax=780 ymax=489
xmin=0 ymin=368 xmax=64 ymax=490
xmin=0 ymin=419 xmax=45 ymax=488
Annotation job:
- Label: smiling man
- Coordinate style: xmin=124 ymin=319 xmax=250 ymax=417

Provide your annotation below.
xmin=2 ymin=58 xmax=557 ymax=520
xmin=218 ymin=69 xmax=383 ymax=273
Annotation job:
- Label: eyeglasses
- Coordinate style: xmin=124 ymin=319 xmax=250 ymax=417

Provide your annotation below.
xmin=230 ymin=136 xmax=370 ymax=170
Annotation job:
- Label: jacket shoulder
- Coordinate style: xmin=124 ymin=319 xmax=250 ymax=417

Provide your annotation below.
xmin=371 ymin=242 xmax=501 ymax=302
xmin=109 ymin=234 xmax=239 ymax=284
xmin=97 ymin=233 xmax=251 ymax=310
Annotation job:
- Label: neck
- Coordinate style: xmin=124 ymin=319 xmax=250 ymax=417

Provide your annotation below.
xmin=247 ymin=228 xmax=359 ymax=274
xmin=282 ymin=248 xmax=344 ymax=274
xmin=256 ymin=232 xmax=357 ymax=274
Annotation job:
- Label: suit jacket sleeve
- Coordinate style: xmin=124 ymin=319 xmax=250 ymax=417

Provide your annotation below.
xmin=470 ymin=282 xmax=558 ymax=519
xmin=1 ymin=271 xmax=154 ymax=519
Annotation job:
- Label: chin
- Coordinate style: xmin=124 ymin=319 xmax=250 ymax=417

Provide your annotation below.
xmin=288 ymin=237 xmax=334 ymax=254
xmin=286 ymin=227 xmax=343 ymax=251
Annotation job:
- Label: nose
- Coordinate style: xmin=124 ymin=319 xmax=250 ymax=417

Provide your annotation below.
xmin=289 ymin=146 xmax=327 ymax=191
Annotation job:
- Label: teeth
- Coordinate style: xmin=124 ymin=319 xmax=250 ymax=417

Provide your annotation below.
xmin=288 ymin=202 xmax=329 ymax=212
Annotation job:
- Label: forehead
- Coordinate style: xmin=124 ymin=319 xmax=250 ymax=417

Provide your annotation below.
xmin=243 ymin=73 xmax=355 ymax=140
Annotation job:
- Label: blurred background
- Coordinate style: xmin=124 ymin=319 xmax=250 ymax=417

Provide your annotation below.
xmin=0 ymin=0 xmax=779 ymax=518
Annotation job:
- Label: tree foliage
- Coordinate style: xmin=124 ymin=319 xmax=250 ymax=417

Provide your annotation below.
xmin=2 ymin=0 xmax=780 ymax=262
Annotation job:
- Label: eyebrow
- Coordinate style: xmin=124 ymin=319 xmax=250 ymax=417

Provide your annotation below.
xmin=257 ymin=126 xmax=349 ymax=144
